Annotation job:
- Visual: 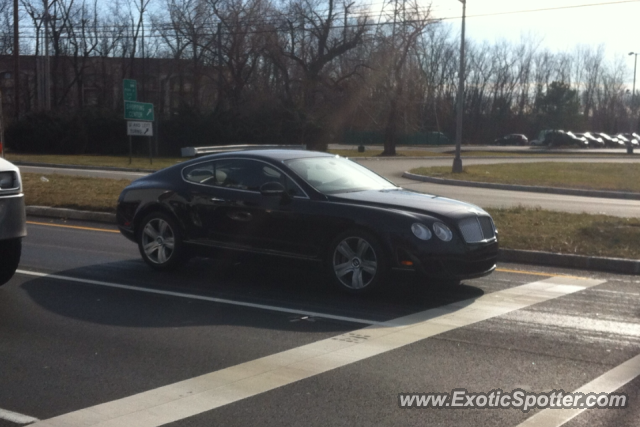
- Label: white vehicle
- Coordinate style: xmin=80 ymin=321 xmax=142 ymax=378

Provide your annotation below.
xmin=0 ymin=157 xmax=26 ymax=286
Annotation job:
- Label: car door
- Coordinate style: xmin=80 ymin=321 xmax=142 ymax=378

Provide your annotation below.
xmin=183 ymin=157 xmax=324 ymax=256
xmin=183 ymin=158 xmax=267 ymax=250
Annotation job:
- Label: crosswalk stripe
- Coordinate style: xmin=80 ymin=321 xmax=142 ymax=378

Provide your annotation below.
xmin=30 ymin=276 xmax=604 ymax=427
xmin=516 ymin=352 xmax=640 ymax=427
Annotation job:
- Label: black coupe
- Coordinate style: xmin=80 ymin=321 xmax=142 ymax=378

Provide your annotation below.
xmin=117 ymin=150 xmax=498 ymax=293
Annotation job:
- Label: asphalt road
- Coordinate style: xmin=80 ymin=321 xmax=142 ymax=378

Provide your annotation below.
xmin=20 ymin=156 xmax=640 ymax=217
xmin=0 ymin=219 xmax=638 ymax=426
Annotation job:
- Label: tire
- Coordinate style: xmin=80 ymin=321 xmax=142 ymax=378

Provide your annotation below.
xmin=326 ymin=229 xmax=388 ymax=294
xmin=137 ymin=212 xmax=185 ymax=270
xmin=0 ymin=238 xmax=21 ymax=286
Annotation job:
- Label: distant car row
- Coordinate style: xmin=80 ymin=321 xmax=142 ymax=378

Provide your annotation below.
xmin=494 ymin=131 xmax=640 ymax=148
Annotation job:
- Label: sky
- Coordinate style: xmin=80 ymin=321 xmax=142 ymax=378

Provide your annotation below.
xmin=427 ymin=0 xmax=640 ymax=63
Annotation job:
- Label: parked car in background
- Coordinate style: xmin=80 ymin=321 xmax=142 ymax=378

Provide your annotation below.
xmin=544 ymin=130 xmax=588 ymax=148
xmin=493 ymin=134 xmax=528 ymax=146
xmin=530 ymin=130 xmax=554 ymax=146
xmin=117 ymin=150 xmax=498 ymax=294
xmin=617 ymin=134 xmax=640 ymax=148
xmin=598 ymin=133 xmax=625 ymax=148
xmin=575 ymin=132 xmax=605 ymax=148
xmin=0 ymin=158 xmax=26 ymax=286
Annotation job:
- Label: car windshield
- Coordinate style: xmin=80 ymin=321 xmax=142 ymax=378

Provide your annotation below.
xmin=285 ymin=156 xmax=396 ymax=194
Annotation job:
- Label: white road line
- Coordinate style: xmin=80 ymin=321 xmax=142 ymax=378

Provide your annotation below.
xmin=15 ymin=270 xmax=383 ymax=326
xmin=30 ymin=276 xmax=604 ymax=427
xmin=516 ymin=352 xmax=640 ymax=427
xmin=0 ymin=407 xmax=39 ymax=425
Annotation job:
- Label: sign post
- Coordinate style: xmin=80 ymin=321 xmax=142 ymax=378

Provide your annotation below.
xmin=123 ymin=79 xmax=155 ymax=164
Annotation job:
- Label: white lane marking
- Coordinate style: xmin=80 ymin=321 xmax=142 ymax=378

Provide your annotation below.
xmin=516 ymin=352 xmax=640 ymax=427
xmin=30 ymin=276 xmax=605 ymax=427
xmin=15 ymin=270 xmax=383 ymax=326
xmin=0 ymin=407 xmax=39 ymax=425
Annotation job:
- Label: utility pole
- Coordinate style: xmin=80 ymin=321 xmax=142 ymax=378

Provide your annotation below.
xmin=629 ymin=52 xmax=638 ymax=132
xmin=13 ymin=0 xmax=19 ymax=119
xmin=141 ymin=0 xmax=145 ymax=101
xmin=44 ymin=0 xmax=51 ymax=110
xmin=452 ymin=0 xmax=466 ymax=173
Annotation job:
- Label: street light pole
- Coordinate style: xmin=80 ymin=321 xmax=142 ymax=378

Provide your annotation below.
xmin=452 ymin=0 xmax=466 ymax=173
xmin=627 ymin=52 xmax=638 ymax=154
xmin=629 ymin=52 xmax=638 ymax=132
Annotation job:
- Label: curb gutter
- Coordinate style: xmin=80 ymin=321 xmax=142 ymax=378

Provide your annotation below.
xmin=26 ymin=206 xmax=116 ymax=224
xmin=402 ymin=171 xmax=640 ymax=201
xmin=499 ymin=249 xmax=640 ymax=275
xmin=26 ymin=206 xmax=640 ymax=276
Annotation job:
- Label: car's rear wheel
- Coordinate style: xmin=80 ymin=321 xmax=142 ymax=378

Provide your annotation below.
xmin=138 ymin=212 xmax=185 ymax=270
xmin=0 ymin=238 xmax=21 ymax=286
xmin=327 ymin=230 xmax=387 ymax=294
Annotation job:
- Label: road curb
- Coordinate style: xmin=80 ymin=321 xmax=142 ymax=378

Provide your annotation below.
xmin=26 ymin=206 xmax=116 ymax=224
xmin=402 ymin=171 xmax=640 ymax=201
xmin=499 ymin=248 xmax=640 ymax=275
xmin=25 ymin=206 xmax=640 ymax=275
xmin=13 ymin=161 xmax=157 ymax=173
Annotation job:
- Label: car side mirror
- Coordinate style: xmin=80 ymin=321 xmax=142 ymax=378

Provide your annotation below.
xmin=260 ymin=181 xmax=286 ymax=197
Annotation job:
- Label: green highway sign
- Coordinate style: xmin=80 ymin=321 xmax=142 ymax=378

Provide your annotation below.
xmin=124 ymin=101 xmax=154 ymax=121
xmin=123 ymin=79 xmax=137 ymax=102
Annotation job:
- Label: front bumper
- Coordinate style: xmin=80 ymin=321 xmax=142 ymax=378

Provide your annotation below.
xmin=397 ymin=239 xmax=499 ymax=281
xmin=0 ymin=194 xmax=27 ymax=240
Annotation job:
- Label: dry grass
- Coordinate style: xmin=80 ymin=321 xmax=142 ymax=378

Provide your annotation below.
xmin=23 ymin=173 xmax=129 ymax=213
xmin=411 ymin=162 xmax=640 ymax=192
xmin=488 ymin=206 xmax=640 ymax=259
xmin=6 ymin=153 xmax=184 ymax=170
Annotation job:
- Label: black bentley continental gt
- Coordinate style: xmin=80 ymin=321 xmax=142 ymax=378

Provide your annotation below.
xmin=117 ymin=150 xmax=498 ymax=293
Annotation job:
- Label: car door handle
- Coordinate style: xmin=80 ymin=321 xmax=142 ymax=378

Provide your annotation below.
xmin=228 ymin=211 xmax=252 ymax=222
xmin=210 ymin=197 xmax=226 ymax=203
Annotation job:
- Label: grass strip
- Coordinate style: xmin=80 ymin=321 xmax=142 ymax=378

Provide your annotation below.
xmin=7 ymin=153 xmax=184 ymax=171
xmin=21 ymin=173 xmax=640 ymax=259
xmin=23 ymin=173 xmax=129 ymax=213
xmin=410 ymin=162 xmax=640 ymax=193
xmin=487 ymin=206 xmax=640 ymax=259
xmin=5 ymin=150 xmax=632 ymax=169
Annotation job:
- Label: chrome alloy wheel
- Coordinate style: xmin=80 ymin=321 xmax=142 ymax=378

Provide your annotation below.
xmin=141 ymin=218 xmax=175 ymax=264
xmin=332 ymin=237 xmax=378 ymax=290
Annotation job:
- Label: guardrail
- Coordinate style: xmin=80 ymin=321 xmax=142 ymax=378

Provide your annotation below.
xmin=181 ymin=144 xmax=307 ymax=157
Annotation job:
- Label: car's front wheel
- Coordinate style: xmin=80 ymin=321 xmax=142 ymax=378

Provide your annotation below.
xmin=326 ymin=230 xmax=388 ymax=294
xmin=0 ymin=238 xmax=21 ymax=286
xmin=138 ymin=212 xmax=185 ymax=270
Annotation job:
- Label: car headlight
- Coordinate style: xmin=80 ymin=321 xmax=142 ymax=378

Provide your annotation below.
xmin=433 ymin=222 xmax=453 ymax=242
xmin=411 ymin=223 xmax=432 ymax=240
xmin=0 ymin=171 xmax=20 ymax=192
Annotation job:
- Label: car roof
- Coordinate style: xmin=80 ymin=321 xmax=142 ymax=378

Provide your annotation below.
xmin=193 ymin=149 xmax=335 ymax=163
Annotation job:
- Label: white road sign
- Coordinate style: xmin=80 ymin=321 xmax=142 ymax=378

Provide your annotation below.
xmin=127 ymin=121 xmax=153 ymax=137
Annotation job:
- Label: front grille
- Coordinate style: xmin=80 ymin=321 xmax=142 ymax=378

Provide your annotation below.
xmin=478 ymin=217 xmax=495 ymax=239
xmin=458 ymin=216 xmax=495 ymax=243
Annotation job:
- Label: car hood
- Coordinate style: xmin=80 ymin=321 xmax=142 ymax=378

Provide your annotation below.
xmin=0 ymin=157 xmax=19 ymax=172
xmin=329 ymin=189 xmax=487 ymax=219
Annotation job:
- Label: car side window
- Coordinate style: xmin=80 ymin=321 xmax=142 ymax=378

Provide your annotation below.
xmin=183 ymin=161 xmax=227 ymax=186
xmin=183 ymin=159 xmax=304 ymax=196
